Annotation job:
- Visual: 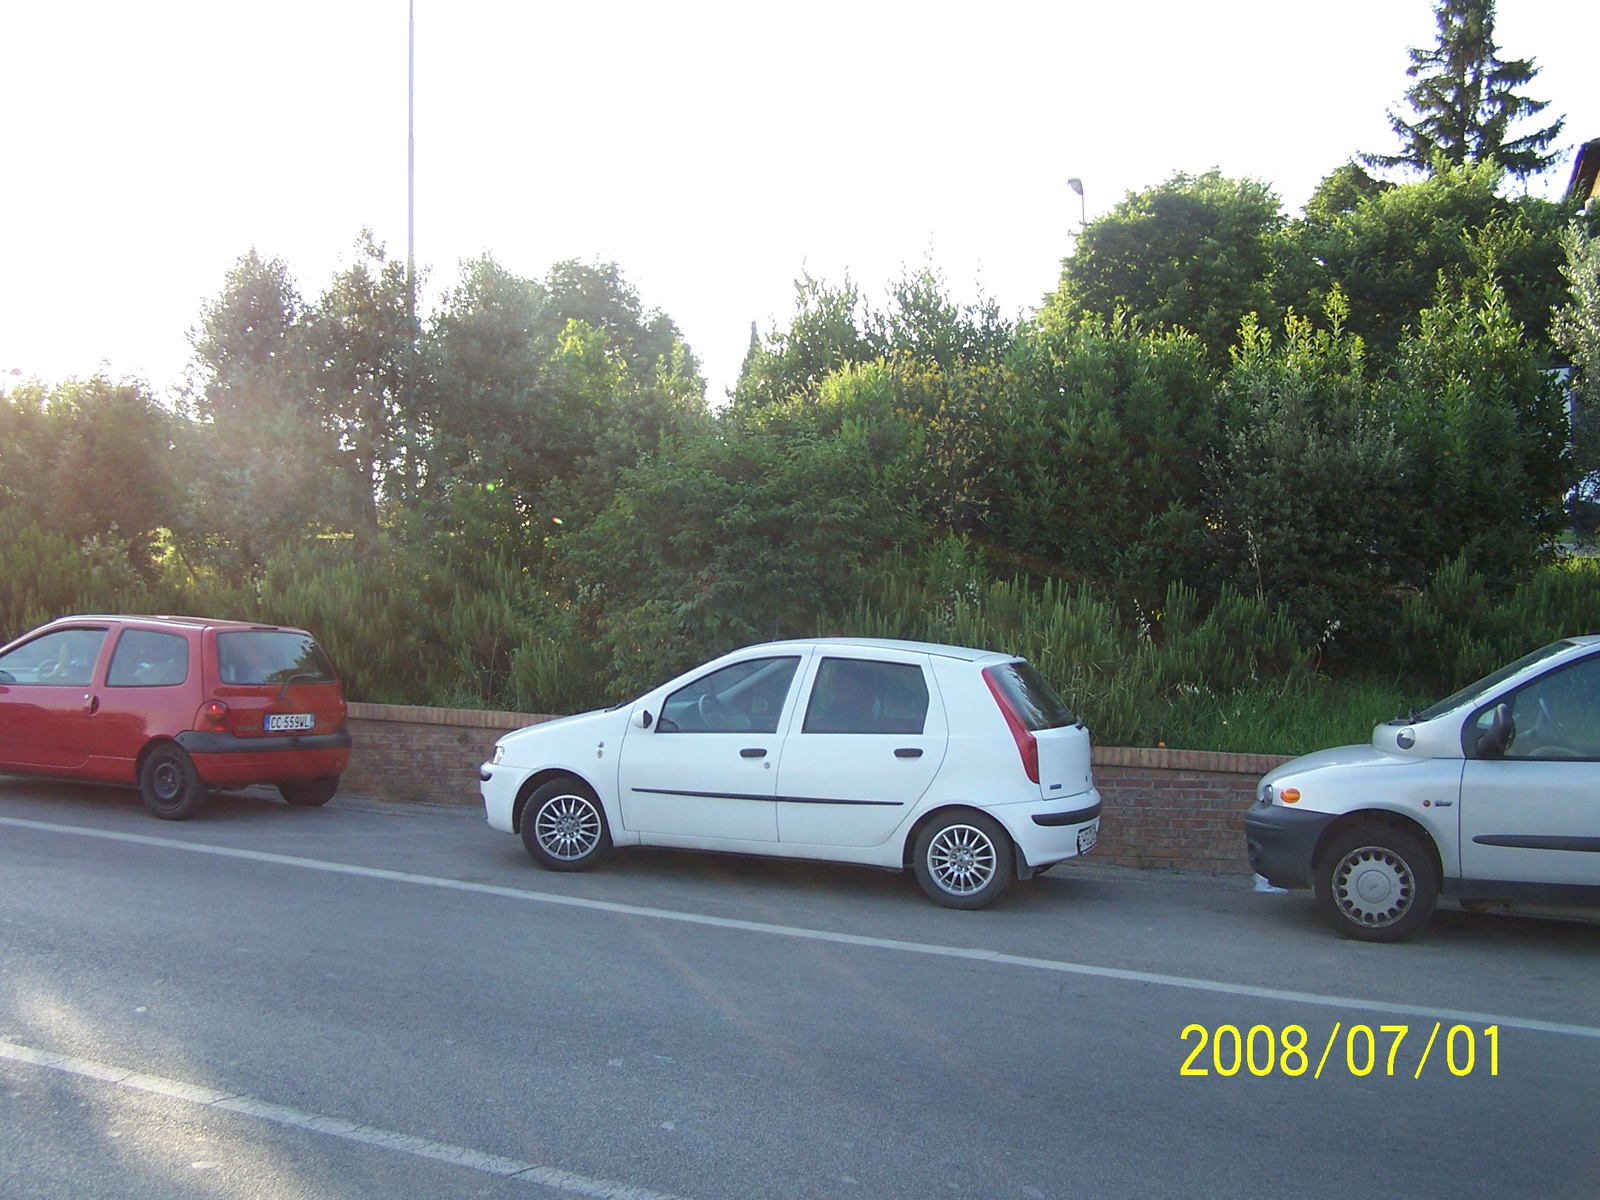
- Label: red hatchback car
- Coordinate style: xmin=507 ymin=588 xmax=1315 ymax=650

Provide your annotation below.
xmin=0 ymin=615 xmax=350 ymax=819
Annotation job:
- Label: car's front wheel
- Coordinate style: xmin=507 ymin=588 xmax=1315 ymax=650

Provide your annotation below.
xmin=913 ymin=810 xmax=1014 ymax=909
xmin=139 ymin=744 xmax=207 ymax=821
xmin=1314 ymin=824 xmax=1438 ymax=942
xmin=521 ymin=778 xmax=611 ymax=871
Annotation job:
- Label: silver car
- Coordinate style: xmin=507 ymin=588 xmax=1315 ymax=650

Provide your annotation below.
xmin=1245 ymin=637 xmax=1600 ymax=941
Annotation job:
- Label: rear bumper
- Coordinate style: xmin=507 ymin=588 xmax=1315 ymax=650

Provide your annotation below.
xmin=994 ymin=788 xmax=1102 ymax=869
xmin=178 ymin=729 xmax=352 ymax=785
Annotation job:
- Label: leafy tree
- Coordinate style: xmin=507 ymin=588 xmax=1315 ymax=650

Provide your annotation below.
xmin=1383 ymin=278 xmax=1572 ymax=579
xmin=1207 ymin=304 xmax=1407 ymax=649
xmin=180 ymin=251 xmax=337 ymax=571
xmin=1051 ymin=171 xmax=1287 ymax=365
xmin=419 ymin=256 xmax=705 ymax=554
xmin=1549 ymin=223 xmax=1600 ymax=532
xmin=306 ymin=232 xmax=418 ymax=528
xmin=733 ymin=273 xmax=878 ymax=408
xmin=1284 ymin=160 xmax=1570 ymax=361
xmin=0 ymin=378 xmax=177 ymax=577
xmin=1363 ymin=0 xmax=1563 ymax=179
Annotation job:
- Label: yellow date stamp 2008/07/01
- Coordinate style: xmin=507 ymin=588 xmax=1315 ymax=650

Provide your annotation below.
xmin=1179 ymin=1022 xmax=1499 ymax=1079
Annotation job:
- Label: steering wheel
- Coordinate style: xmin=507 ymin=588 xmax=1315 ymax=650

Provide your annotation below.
xmin=1521 ymin=696 xmax=1567 ymax=749
xmin=39 ymin=659 xmax=61 ymax=680
xmin=697 ymin=692 xmax=751 ymax=731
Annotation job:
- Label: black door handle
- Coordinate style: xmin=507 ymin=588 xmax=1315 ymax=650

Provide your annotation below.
xmin=740 ymin=748 xmax=767 ymax=758
xmin=894 ymin=747 xmax=923 ymax=758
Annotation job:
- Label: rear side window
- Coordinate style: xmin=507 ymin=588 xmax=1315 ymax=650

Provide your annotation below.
xmin=803 ymin=658 xmax=930 ymax=735
xmin=986 ymin=661 xmax=1076 ymax=730
xmin=216 ymin=632 xmax=336 ymax=686
xmin=107 ymin=630 xmax=190 ymax=688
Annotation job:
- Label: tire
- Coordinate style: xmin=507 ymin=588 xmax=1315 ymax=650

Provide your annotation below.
xmin=520 ymin=778 xmax=611 ymax=872
xmin=279 ymin=776 xmax=340 ymax=807
xmin=912 ymin=810 xmax=1014 ymax=910
xmin=139 ymin=744 xmax=207 ymax=821
xmin=1314 ymin=824 xmax=1438 ymax=943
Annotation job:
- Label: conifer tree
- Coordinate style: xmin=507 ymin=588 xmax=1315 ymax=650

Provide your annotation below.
xmin=1363 ymin=0 xmax=1563 ymax=180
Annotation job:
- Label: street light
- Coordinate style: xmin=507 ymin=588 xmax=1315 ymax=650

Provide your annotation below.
xmin=1067 ymin=176 xmax=1085 ymax=229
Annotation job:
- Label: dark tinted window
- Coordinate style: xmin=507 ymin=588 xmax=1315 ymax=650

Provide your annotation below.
xmin=986 ymin=661 xmax=1076 ymax=730
xmin=216 ymin=632 xmax=336 ymax=686
xmin=803 ymin=658 xmax=930 ymax=735
xmin=658 ymin=657 xmax=800 ymax=734
xmin=0 ymin=628 xmax=108 ymax=687
xmin=107 ymin=629 xmax=190 ymax=688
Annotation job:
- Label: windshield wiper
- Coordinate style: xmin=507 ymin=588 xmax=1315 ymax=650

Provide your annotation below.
xmin=278 ymin=672 xmax=322 ymax=702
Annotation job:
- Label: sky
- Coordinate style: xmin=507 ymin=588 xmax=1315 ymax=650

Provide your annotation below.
xmin=2 ymin=1 xmax=1596 ymax=404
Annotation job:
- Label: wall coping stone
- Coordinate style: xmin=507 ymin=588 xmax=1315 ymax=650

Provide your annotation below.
xmin=345 ymin=701 xmax=1296 ymax=776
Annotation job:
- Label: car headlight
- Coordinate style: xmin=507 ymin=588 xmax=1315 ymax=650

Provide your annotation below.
xmin=491 ymin=743 xmax=506 ymax=765
xmin=1257 ymin=784 xmax=1274 ymax=806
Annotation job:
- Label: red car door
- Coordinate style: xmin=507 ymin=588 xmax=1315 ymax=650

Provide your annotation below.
xmin=0 ymin=625 xmax=113 ymax=773
xmin=85 ymin=623 xmax=200 ymax=783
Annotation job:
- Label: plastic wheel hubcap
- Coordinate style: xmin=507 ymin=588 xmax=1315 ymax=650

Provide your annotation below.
xmin=1333 ymin=846 xmax=1414 ymax=927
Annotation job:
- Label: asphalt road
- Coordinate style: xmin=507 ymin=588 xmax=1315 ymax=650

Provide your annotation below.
xmin=1 ymin=776 xmax=1597 ymax=1200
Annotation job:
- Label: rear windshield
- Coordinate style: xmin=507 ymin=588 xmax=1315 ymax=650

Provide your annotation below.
xmin=216 ymin=631 xmax=336 ymax=686
xmin=1414 ymin=639 xmax=1577 ymax=722
xmin=987 ymin=661 xmax=1077 ymax=730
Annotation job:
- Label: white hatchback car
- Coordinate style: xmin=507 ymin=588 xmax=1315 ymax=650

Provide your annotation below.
xmin=1247 ymin=636 xmax=1600 ymax=941
xmin=480 ymin=638 xmax=1101 ymax=907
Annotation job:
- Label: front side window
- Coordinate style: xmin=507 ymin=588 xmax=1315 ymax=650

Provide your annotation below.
xmin=657 ymin=656 xmax=800 ymax=734
xmin=1503 ymin=655 xmax=1600 ymax=761
xmin=107 ymin=629 xmax=190 ymax=688
xmin=0 ymin=628 xmax=109 ymax=687
xmin=216 ymin=632 xmax=336 ymax=686
xmin=803 ymin=658 xmax=930 ymax=735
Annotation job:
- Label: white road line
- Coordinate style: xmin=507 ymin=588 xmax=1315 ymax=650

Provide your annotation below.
xmin=5 ymin=814 xmax=1600 ymax=1041
xmin=0 ymin=1038 xmax=687 ymax=1200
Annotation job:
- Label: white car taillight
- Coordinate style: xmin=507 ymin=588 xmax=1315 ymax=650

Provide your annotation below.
xmin=982 ymin=667 xmax=1039 ymax=784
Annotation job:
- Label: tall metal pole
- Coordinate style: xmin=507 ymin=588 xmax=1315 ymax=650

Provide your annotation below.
xmin=407 ymin=0 xmax=416 ymax=326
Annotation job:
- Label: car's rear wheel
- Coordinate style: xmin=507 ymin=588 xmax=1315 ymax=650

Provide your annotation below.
xmin=280 ymin=776 xmax=340 ymax=807
xmin=139 ymin=745 xmax=207 ymax=821
xmin=1314 ymin=825 xmax=1438 ymax=942
xmin=521 ymin=778 xmax=610 ymax=871
xmin=913 ymin=810 xmax=1013 ymax=909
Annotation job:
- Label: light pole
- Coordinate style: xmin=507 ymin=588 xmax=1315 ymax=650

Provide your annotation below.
xmin=1067 ymin=176 xmax=1085 ymax=231
xmin=407 ymin=0 xmax=416 ymax=327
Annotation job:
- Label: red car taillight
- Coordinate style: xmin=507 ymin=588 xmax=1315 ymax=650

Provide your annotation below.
xmin=983 ymin=667 xmax=1039 ymax=784
xmin=198 ymin=699 xmax=229 ymax=729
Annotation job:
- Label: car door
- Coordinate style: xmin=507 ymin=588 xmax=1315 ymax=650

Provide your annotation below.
xmin=0 ymin=625 xmax=113 ymax=772
xmin=1459 ymin=653 xmax=1600 ymax=887
xmin=87 ymin=625 xmax=197 ymax=780
xmin=774 ymin=651 xmax=948 ymax=847
xmin=617 ymin=654 xmax=805 ymax=842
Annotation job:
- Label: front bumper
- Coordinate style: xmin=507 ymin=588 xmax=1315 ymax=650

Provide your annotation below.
xmin=480 ymin=763 xmax=521 ymax=832
xmin=1243 ymin=804 xmax=1340 ymax=890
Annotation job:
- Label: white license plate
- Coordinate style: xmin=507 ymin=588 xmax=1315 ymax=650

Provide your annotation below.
xmin=1077 ymin=822 xmax=1099 ymax=854
xmin=265 ymin=713 xmax=315 ymax=732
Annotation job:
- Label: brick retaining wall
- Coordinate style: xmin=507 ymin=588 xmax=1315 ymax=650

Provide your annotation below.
xmin=338 ymin=703 xmax=1292 ymax=873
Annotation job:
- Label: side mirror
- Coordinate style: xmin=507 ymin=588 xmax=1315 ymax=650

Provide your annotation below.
xmin=632 ymin=708 xmax=653 ymax=730
xmin=1473 ymin=703 xmax=1512 ymax=759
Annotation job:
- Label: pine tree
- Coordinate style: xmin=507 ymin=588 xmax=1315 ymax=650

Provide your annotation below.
xmin=1363 ymin=0 xmax=1564 ymax=180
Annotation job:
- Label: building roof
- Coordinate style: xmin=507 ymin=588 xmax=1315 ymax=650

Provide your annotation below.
xmin=1569 ymin=139 xmax=1600 ymax=211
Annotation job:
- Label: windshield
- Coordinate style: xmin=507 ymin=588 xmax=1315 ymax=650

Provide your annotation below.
xmin=1414 ymin=640 xmax=1578 ymax=722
